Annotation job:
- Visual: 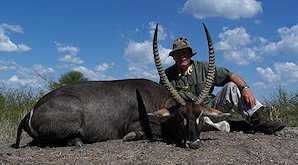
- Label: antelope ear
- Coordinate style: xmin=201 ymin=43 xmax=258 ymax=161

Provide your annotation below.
xmin=200 ymin=107 xmax=230 ymax=123
xmin=202 ymin=108 xmax=230 ymax=118
xmin=147 ymin=108 xmax=171 ymax=123
xmin=163 ymin=98 xmax=178 ymax=109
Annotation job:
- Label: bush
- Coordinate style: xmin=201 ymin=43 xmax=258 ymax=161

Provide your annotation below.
xmin=262 ymin=86 xmax=298 ymax=127
xmin=47 ymin=71 xmax=88 ymax=90
xmin=0 ymin=87 xmax=44 ymax=139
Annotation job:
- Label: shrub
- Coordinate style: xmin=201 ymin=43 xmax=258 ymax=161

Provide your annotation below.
xmin=262 ymin=86 xmax=298 ymax=127
xmin=0 ymin=87 xmax=44 ymax=139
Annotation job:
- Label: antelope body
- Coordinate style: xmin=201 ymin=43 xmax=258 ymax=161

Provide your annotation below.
xmin=15 ymin=23 xmax=224 ymax=149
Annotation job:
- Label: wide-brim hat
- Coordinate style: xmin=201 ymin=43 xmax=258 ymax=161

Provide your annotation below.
xmin=169 ymin=37 xmax=197 ymax=57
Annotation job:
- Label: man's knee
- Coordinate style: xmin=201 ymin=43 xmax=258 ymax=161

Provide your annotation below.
xmin=224 ymin=82 xmax=239 ymax=92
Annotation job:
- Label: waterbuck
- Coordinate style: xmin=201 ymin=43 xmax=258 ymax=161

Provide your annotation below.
xmin=15 ymin=23 xmax=225 ymax=149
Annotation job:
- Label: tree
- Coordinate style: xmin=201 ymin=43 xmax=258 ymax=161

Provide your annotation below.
xmin=48 ymin=71 xmax=88 ymax=90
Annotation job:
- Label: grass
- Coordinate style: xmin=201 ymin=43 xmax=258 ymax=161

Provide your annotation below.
xmin=262 ymin=86 xmax=298 ymax=126
xmin=0 ymin=87 xmax=43 ymax=139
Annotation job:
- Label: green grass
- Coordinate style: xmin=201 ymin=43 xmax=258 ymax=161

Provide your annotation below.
xmin=262 ymin=86 xmax=298 ymax=127
xmin=0 ymin=87 xmax=43 ymax=139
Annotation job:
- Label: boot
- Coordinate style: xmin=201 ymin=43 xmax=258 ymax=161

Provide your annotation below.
xmin=250 ymin=107 xmax=285 ymax=134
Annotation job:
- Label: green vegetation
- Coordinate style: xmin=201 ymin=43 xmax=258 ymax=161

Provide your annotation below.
xmin=0 ymin=87 xmax=43 ymax=139
xmin=47 ymin=71 xmax=88 ymax=90
xmin=262 ymin=86 xmax=298 ymax=127
xmin=223 ymin=86 xmax=298 ymax=127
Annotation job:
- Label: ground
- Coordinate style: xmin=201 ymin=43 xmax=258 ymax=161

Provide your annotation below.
xmin=1 ymin=127 xmax=297 ymax=164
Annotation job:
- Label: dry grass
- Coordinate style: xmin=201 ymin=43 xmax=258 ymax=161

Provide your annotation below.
xmin=0 ymin=120 xmax=18 ymax=139
xmin=0 ymin=87 xmax=43 ymax=139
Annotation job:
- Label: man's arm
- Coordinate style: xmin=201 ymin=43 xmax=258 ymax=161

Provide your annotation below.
xmin=230 ymin=73 xmax=256 ymax=108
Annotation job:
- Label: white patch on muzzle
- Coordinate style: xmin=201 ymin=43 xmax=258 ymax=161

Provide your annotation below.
xmin=28 ymin=110 xmax=39 ymax=137
xmin=185 ymin=139 xmax=200 ymax=149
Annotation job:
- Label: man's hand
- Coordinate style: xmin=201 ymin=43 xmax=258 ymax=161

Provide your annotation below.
xmin=241 ymin=88 xmax=256 ymax=108
xmin=230 ymin=73 xmax=257 ymax=108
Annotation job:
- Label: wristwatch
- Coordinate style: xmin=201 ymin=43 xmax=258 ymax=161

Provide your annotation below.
xmin=240 ymin=84 xmax=249 ymax=92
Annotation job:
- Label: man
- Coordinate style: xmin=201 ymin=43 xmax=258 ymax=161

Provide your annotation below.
xmin=165 ymin=37 xmax=285 ymax=134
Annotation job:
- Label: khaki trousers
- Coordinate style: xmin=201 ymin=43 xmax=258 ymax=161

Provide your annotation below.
xmin=213 ymin=82 xmax=263 ymax=122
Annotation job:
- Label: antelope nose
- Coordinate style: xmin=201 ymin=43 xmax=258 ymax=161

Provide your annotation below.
xmin=185 ymin=140 xmax=200 ymax=149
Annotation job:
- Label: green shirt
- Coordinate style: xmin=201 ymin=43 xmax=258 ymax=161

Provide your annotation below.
xmin=164 ymin=60 xmax=233 ymax=107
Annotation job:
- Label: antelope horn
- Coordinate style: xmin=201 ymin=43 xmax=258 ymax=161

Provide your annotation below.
xmin=194 ymin=23 xmax=216 ymax=105
xmin=153 ymin=24 xmax=186 ymax=106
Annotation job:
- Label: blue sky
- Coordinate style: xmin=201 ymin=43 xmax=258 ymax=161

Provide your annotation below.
xmin=0 ymin=0 xmax=297 ymax=99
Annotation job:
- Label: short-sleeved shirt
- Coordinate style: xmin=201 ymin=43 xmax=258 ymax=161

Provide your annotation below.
xmin=164 ymin=60 xmax=233 ymax=107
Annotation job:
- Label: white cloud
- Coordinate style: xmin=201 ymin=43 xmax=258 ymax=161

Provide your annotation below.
xmin=0 ymin=66 xmax=9 ymax=71
xmin=1 ymin=24 xmax=23 ymax=33
xmin=0 ymin=60 xmax=15 ymax=71
xmin=274 ymin=62 xmax=298 ymax=83
xmin=256 ymin=67 xmax=280 ymax=83
xmin=261 ymin=24 xmax=298 ymax=55
xmin=125 ymin=63 xmax=159 ymax=80
xmin=95 ymin=63 xmax=114 ymax=72
xmin=217 ymin=24 xmax=298 ymax=66
xmin=72 ymin=66 xmax=97 ymax=80
xmin=123 ymin=22 xmax=177 ymax=80
xmin=254 ymin=62 xmax=298 ymax=88
xmin=0 ymin=59 xmax=28 ymax=76
xmin=59 ymin=55 xmax=83 ymax=65
xmin=0 ymin=59 xmax=56 ymax=89
xmin=7 ymin=75 xmax=38 ymax=87
xmin=216 ymin=27 xmax=263 ymax=65
xmin=124 ymin=40 xmax=174 ymax=65
xmin=0 ymin=74 xmax=44 ymax=89
xmin=124 ymin=40 xmax=152 ymax=64
xmin=148 ymin=22 xmax=167 ymax=41
xmin=217 ymin=27 xmax=251 ymax=49
xmin=223 ymin=49 xmax=262 ymax=66
xmin=0 ymin=58 xmax=115 ymax=89
xmin=32 ymin=64 xmax=55 ymax=78
xmin=182 ymin=0 xmax=262 ymax=19
xmin=123 ymin=39 xmax=174 ymax=80
xmin=0 ymin=23 xmax=31 ymax=52
xmin=56 ymin=42 xmax=84 ymax=64
xmin=96 ymin=63 xmax=109 ymax=72
xmin=72 ymin=66 xmax=115 ymax=81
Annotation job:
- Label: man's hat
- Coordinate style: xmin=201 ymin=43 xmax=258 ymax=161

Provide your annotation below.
xmin=169 ymin=37 xmax=197 ymax=57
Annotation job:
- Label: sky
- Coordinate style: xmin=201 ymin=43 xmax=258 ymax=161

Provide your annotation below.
xmin=0 ymin=0 xmax=297 ymax=99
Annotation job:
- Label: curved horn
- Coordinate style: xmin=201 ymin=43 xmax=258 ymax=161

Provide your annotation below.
xmin=153 ymin=24 xmax=186 ymax=106
xmin=194 ymin=23 xmax=216 ymax=105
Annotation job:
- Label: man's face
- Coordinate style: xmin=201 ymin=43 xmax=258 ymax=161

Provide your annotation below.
xmin=172 ymin=49 xmax=192 ymax=68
